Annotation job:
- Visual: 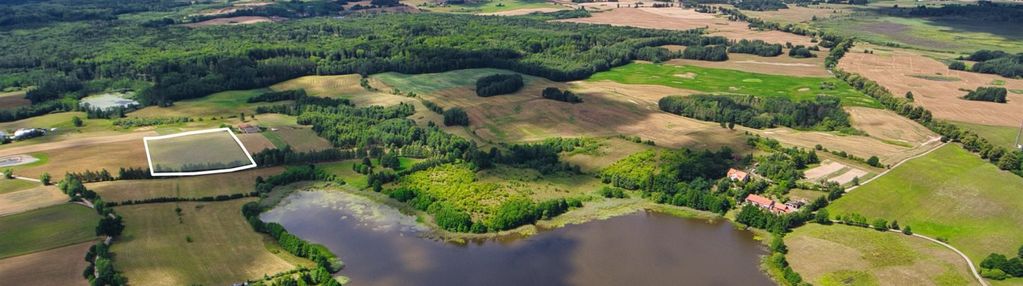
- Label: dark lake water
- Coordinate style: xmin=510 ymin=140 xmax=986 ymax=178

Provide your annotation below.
xmin=260 ymin=191 xmax=774 ymax=286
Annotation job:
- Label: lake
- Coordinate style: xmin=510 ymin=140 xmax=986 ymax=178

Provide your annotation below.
xmin=260 ymin=191 xmax=775 ymax=286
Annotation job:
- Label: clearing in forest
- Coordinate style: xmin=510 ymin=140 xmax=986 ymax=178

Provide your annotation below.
xmin=827 ymin=144 xmax=1023 ymax=267
xmin=0 ymin=91 xmax=30 ymax=110
xmin=112 ymin=199 xmax=311 ymax=286
xmin=588 ymin=63 xmax=881 ymax=108
xmin=144 ymin=128 xmax=256 ymax=176
xmin=838 ymin=44 xmax=1023 ymax=127
xmin=0 ymin=204 xmax=100 ymax=259
xmin=786 ymin=224 xmax=978 ymax=286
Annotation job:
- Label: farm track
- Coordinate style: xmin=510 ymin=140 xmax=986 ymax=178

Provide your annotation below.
xmin=0 ymin=131 xmax=156 ymax=156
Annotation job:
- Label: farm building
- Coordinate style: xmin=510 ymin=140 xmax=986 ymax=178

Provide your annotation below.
xmin=727 ymin=168 xmax=749 ymax=182
xmin=744 ymin=194 xmax=798 ymax=214
xmin=237 ymin=124 xmax=261 ymax=134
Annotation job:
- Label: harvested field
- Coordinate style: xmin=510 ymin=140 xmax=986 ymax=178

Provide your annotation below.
xmin=804 ymin=161 xmax=870 ymax=186
xmin=787 ymin=224 xmax=978 ymax=286
xmin=377 ymin=69 xmax=750 ymax=151
xmin=829 ymin=168 xmax=868 ymax=185
xmin=8 ymin=139 xmax=149 ymax=179
xmin=559 ymin=8 xmax=815 ymax=46
xmin=667 ymin=53 xmax=829 ymax=77
xmin=0 ymin=204 xmax=99 ymax=259
xmin=272 ymin=75 xmax=409 ymax=107
xmin=0 ymin=91 xmax=29 ymax=110
xmin=270 ymin=127 xmax=333 ymax=152
xmin=0 ymin=186 xmax=68 ymax=217
xmin=746 ymin=126 xmax=941 ymax=165
xmin=480 ymin=7 xmax=566 ymax=15
xmin=742 ymin=4 xmax=850 ymax=25
xmin=145 ymin=129 xmax=254 ymax=174
xmin=89 ymin=167 xmax=284 ymax=203
xmin=181 ymin=16 xmax=281 ymax=28
xmin=838 ymin=44 xmax=1023 ymax=127
xmin=804 ymin=162 xmax=845 ymax=182
xmin=847 ymin=106 xmax=938 ymax=146
xmin=828 ymin=144 xmax=1023 ymax=267
xmin=0 ymin=242 xmax=92 ymax=286
xmin=113 ymin=199 xmax=308 ymax=286
xmin=236 ymin=133 xmax=276 ymax=153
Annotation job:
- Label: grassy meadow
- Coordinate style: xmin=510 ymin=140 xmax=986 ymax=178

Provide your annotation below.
xmin=816 ymin=15 xmax=1023 ymax=53
xmin=373 ymin=68 xmax=541 ymax=95
xmin=587 ymin=63 xmax=881 ymax=108
xmin=90 ymin=167 xmax=284 ymax=203
xmin=410 ymin=0 xmax=562 ymax=14
xmin=112 ymin=199 xmax=311 ymax=286
xmin=146 ymin=129 xmax=253 ymax=173
xmin=953 ymin=121 xmax=1021 ymax=150
xmin=0 ymin=204 xmax=100 ymax=259
xmin=786 ymin=224 xmax=977 ymax=286
xmin=827 ymin=144 xmax=1023 ymax=266
xmin=0 ymin=242 xmax=93 ymax=286
xmin=0 ymin=178 xmax=38 ymax=195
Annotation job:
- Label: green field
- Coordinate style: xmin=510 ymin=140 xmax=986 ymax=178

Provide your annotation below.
xmin=953 ymin=121 xmax=1021 ymax=150
xmin=318 ymin=157 xmax=422 ymax=189
xmin=0 ymin=204 xmax=100 ymax=259
xmin=90 ymin=167 xmax=283 ymax=202
xmin=587 ymin=63 xmax=881 ymax=108
xmin=0 ymin=178 xmax=38 ymax=195
xmin=816 ymin=15 xmax=1023 ymax=53
xmin=147 ymin=129 xmax=253 ymax=173
xmin=787 ymin=224 xmax=976 ymax=286
xmin=828 ymin=144 xmax=1023 ymax=266
xmin=129 ymin=89 xmax=271 ymax=118
xmin=373 ymin=68 xmax=539 ymax=94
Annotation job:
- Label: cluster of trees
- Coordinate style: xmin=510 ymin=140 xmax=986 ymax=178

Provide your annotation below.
xmin=881 ymin=2 xmax=1023 ymax=23
xmin=682 ymin=45 xmax=729 ymax=61
xmin=255 ymin=165 xmax=335 ymax=194
xmin=252 ymin=146 xmax=360 ymax=167
xmin=963 ymin=87 xmax=1008 ymax=103
xmin=541 ymin=87 xmax=582 ymax=103
xmin=475 ymin=74 xmax=524 ymax=97
xmin=494 ymin=138 xmax=593 ymax=174
xmin=113 ymin=116 xmax=192 ymax=128
xmin=188 ymin=0 xmax=347 ymax=23
xmin=951 ymin=50 xmax=1023 ymax=78
xmin=443 ymin=107 xmax=469 ymax=126
xmin=634 ymin=46 xmax=674 ymax=63
xmin=153 ymin=160 xmax=250 ymax=173
xmin=980 ymin=245 xmax=1023 ymax=280
xmin=110 ymin=193 xmax=255 ymax=207
xmin=788 ymin=45 xmax=816 ymax=58
xmin=422 ymin=100 xmax=443 ymax=114
xmin=65 ymin=169 xmax=115 ymax=183
xmin=489 ymin=197 xmax=581 ymax=231
xmin=659 ymin=94 xmax=852 ymax=131
xmin=242 ymin=202 xmax=343 ymax=274
xmin=0 ymin=99 xmax=76 ymax=122
xmin=247 ymin=89 xmax=309 ymax=103
xmin=598 ymin=186 xmax=628 ymax=198
xmin=601 ymin=148 xmax=736 ymax=214
xmin=728 ymin=39 xmax=783 ymax=57
xmin=733 ymin=0 xmax=787 ymax=11
xmin=253 ymin=267 xmax=342 ymax=286
xmin=83 ymin=242 xmax=126 ymax=286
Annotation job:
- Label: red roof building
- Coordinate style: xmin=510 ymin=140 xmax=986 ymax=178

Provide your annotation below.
xmin=745 ymin=194 xmax=774 ymax=209
xmin=727 ymin=168 xmax=749 ymax=182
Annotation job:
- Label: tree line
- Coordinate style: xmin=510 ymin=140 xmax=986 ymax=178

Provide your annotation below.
xmin=659 ymin=94 xmax=853 ymax=132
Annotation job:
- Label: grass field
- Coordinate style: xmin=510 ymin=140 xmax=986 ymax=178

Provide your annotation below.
xmin=113 ymin=199 xmax=311 ymax=286
xmin=317 ymin=157 xmax=423 ymax=189
xmin=90 ymin=167 xmax=284 ymax=203
xmin=129 ymin=89 xmax=271 ymax=118
xmin=828 ymin=144 xmax=1023 ymax=267
xmin=0 ymin=178 xmax=39 ymax=195
xmin=587 ymin=63 xmax=881 ymax=108
xmin=952 ymin=121 xmax=1021 ymax=150
xmin=146 ymin=129 xmax=253 ymax=173
xmin=787 ymin=224 xmax=977 ymax=286
xmin=0 ymin=241 xmax=92 ymax=286
xmin=270 ymin=127 xmax=332 ymax=152
xmin=409 ymin=0 xmax=562 ymax=14
xmin=373 ymin=68 xmax=541 ymax=95
xmin=0 ymin=204 xmax=99 ymax=259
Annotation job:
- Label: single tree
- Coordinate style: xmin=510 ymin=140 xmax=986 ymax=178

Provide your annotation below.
xmin=905 ymin=91 xmax=914 ymax=102
xmin=889 ymin=220 xmax=900 ymax=230
xmin=866 ymin=156 xmax=881 ymax=167
xmin=814 ymin=209 xmax=831 ymax=224
xmin=2 ymin=168 xmax=11 ymax=179
xmin=902 ymin=225 xmax=913 ymax=235
xmin=240 ymin=112 xmax=246 ymax=121
xmin=72 ymin=116 xmax=84 ymax=127
xmin=872 ymin=218 xmax=888 ymax=231
xmin=851 ymin=176 xmax=860 ymax=186
xmin=40 ymin=172 xmax=51 ymax=185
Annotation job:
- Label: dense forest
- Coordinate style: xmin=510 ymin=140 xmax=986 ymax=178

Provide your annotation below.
xmin=957 ymin=50 xmax=1023 ymax=78
xmin=880 ymin=2 xmax=1023 ymax=23
xmin=682 ymin=45 xmax=729 ymax=61
xmin=727 ymin=39 xmax=783 ymax=57
xmin=600 ymin=148 xmax=735 ymax=214
xmin=733 ymin=0 xmax=788 ymax=11
xmin=658 ymin=94 xmax=852 ymax=131
xmin=475 ymin=74 xmax=524 ymax=97
xmin=541 ymin=87 xmax=582 ymax=103
xmin=1 ymin=11 xmax=722 ymax=110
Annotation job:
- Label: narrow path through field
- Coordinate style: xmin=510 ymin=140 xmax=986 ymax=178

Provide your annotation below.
xmin=894 ymin=230 xmax=988 ymax=286
xmin=13 ymin=176 xmax=39 ymax=183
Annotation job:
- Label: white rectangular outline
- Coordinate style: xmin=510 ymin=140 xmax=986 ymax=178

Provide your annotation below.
xmin=143 ymin=128 xmax=257 ymax=177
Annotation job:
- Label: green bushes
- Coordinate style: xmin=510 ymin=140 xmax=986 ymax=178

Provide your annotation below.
xmin=475 ymin=74 xmax=524 ymax=97
xmin=634 ymin=46 xmax=673 ymax=63
xmin=682 ymin=45 xmax=729 ymax=61
xmin=387 ymin=185 xmax=580 ymax=232
xmin=948 ymin=61 xmax=967 ymax=71
xmin=979 ymin=245 xmax=1023 ymax=279
xmin=728 ymin=39 xmax=783 ymax=57
xmin=787 ymin=46 xmax=816 ymax=58
xmin=541 ymin=87 xmax=582 ymax=103
xmin=658 ymin=94 xmax=852 ymax=131
xmin=965 ymin=51 xmax=1023 ymax=78
xmin=443 ymin=107 xmax=469 ymax=126
xmin=598 ymin=186 xmax=627 ymax=198
xmin=964 ymin=87 xmax=1008 ymax=103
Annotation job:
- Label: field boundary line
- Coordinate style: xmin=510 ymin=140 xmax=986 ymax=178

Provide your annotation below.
xmin=845 ymin=141 xmax=946 ymax=192
xmin=143 ymin=128 xmax=257 ymax=177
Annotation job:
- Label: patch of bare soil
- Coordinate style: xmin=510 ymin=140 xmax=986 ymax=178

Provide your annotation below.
xmin=0 ymin=91 xmax=29 ymax=110
xmin=846 ymin=106 xmax=937 ymax=146
xmin=181 ymin=16 xmax=283 ymax=28
xmin=838 ymin=45 xmax=1023 ymax=127
xmin=559 ymin=8 xmax=815 ymax=46
xmin=0 ymin=241 xmax=93 ymax=286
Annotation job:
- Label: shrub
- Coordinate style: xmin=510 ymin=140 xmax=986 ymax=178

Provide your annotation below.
xmin=964 ymin=87 xmax=1007 ymax=103
xmin=948 ymin=61 xmax=967 ymax=71
xmin=541 ymin=87 xmax=582 ymax=103
xmin=442 ymin=107 xmax=469 ymax=126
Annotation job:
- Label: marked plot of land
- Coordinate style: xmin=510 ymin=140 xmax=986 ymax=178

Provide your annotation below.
xmin=804 ymin=161 xmax=870 ymax=185
xmin=144 ymin=128 xmax=256 ymax=176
